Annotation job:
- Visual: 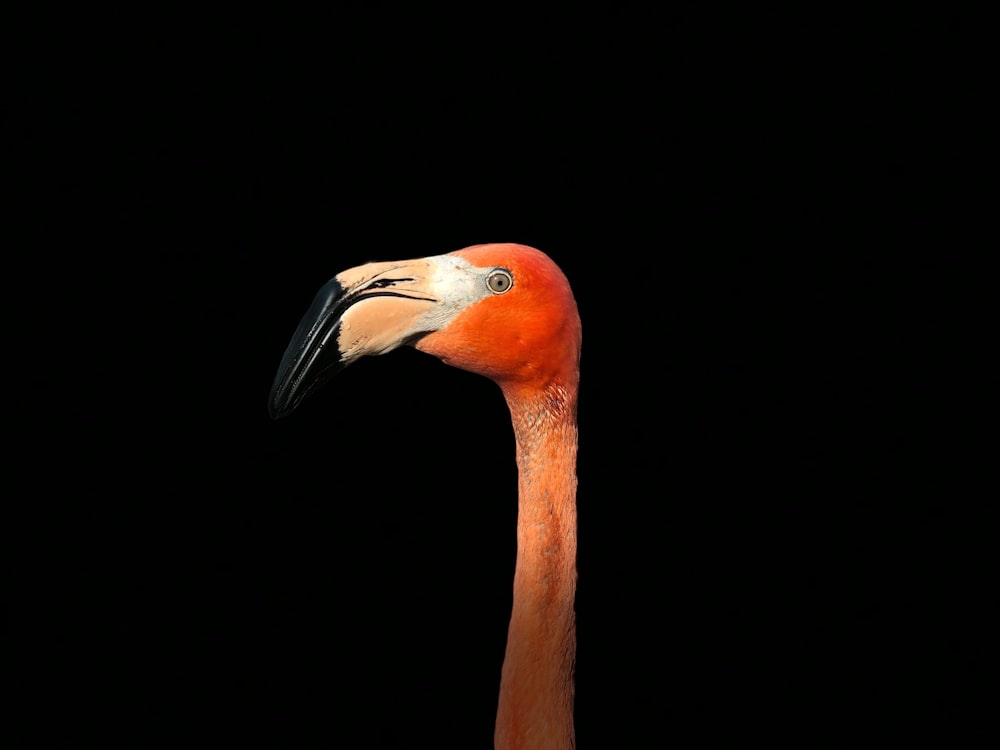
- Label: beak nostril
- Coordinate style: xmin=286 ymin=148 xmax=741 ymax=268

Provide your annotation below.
xmin=368 ymin=276 xmax=415 ymax=290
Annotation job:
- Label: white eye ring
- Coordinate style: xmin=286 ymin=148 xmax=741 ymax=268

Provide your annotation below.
xmin=486 ymin=269 xmax=514 ymax=295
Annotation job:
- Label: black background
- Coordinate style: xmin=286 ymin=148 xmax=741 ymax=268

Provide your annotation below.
xmin=10 ymin=8 xmax=991 ymax=748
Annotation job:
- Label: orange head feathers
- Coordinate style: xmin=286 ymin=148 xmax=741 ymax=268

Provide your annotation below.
xmin=417 ymin=243 xmax=581 ymax=395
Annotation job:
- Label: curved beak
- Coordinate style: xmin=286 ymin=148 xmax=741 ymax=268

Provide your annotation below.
xmin=268 ymin=259 xmax=440 ymax=419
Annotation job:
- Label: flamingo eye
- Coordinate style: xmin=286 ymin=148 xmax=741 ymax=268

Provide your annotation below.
xmin=486 ymin=269 xmax=513 ymax=294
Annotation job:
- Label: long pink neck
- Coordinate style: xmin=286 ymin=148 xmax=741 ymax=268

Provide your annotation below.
xmin=494 ymin=383 xmax=578 ymax=750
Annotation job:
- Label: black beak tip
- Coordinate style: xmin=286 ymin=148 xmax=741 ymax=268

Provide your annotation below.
xmin=268 ymin=276 xmax=351 ymax=422
xmin=268 ymin=358 xmax=347 ymax=422
xmin=267 ymin=392 xmax=289 ymax=421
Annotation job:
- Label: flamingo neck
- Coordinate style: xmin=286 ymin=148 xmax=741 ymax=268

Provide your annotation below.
xmin=495 ymin=382 xmax=578 ymax=750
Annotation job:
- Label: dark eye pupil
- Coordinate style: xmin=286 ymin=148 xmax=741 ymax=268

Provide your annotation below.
xmin=489 ymin=272 xmax=511 ymax=293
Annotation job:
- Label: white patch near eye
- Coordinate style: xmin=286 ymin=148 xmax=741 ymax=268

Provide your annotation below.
xmin=417 ymin=254 xmax=494 ymax=329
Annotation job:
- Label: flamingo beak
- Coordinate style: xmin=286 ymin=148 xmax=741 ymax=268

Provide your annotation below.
xmin=268 ymin=259 xmax=440 ymax=420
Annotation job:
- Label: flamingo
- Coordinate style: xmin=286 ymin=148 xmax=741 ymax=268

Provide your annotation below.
xmin=269 ymin=243 xmax=581 ymax=750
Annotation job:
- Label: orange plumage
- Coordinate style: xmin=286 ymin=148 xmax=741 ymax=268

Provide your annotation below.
xmin=271 ymin=244 xmax=581 ymax=749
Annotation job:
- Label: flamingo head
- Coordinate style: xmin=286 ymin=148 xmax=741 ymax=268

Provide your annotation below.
xmin=269 ymin=243 xmax=581 ymax=419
